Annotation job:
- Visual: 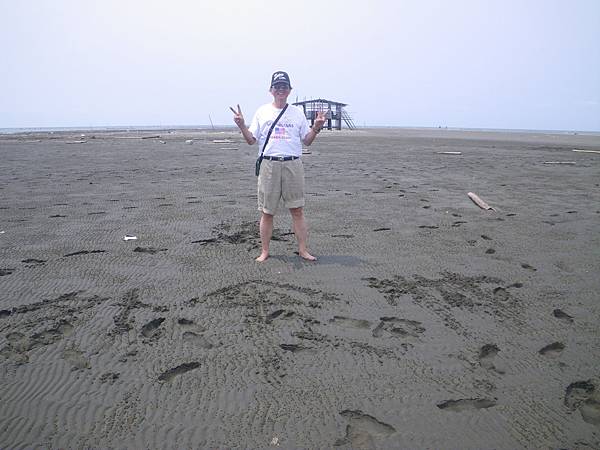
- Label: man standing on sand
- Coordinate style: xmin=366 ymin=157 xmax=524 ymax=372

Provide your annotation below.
xmin=230 ymin=71 xmax=326 ymax=262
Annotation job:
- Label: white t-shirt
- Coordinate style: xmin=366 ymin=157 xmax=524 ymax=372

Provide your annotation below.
xmin=247 ymin=103 xmax=310 ymax=158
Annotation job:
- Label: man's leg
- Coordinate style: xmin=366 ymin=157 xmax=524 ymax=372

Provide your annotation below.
xmin=256 ymin=212 xmax=274 ymax=262
xmin=290 ymin=207 xmax=316 ymax=261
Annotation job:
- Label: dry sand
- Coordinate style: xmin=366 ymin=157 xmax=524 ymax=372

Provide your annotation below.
xmin=0 ymin=127 xmax=599 ymax=449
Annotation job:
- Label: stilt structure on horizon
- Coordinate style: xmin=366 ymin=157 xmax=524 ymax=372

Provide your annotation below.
xmin=293 ymin=99 xmax=356 ymax=130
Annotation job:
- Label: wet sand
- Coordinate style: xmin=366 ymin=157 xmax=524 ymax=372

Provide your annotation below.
xmin=1 ymin=127 xmax=599 ymax=448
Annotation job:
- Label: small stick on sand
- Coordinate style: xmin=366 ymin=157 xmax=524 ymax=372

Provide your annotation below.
xmin=65 ymin=140 xmax=87 ymax=144
xmin=140 ymin=135 xmax=161 ymax=139
xmin=437 ymin=151 xmax=462 ymax=155
xmin=468 ymin=192 xmax=495 ymax=211
xmin=543 ymin=161 xmax=576 ymax=165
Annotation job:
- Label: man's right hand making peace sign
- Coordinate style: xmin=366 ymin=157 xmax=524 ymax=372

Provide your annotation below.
xmin=230 ymin=104 xmax=256 ymax=145
xmin=229 ymin=104 xmax=245 ymax=128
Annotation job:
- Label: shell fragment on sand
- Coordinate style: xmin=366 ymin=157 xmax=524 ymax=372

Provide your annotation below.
xmin=437 ymin=151 xmax=462 ymax=155
xmin=543 ymin=161 xmax=576 ymax=165
xmin=468 ymin=192 xmax=495 ymax=211
xmin=123 ymin=235 xmax=138 ymax=241
xmin=185 ymin=140 xmax=194 ymax=144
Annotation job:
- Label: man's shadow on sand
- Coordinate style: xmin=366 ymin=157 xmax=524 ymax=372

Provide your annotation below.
xmin=269 ymin=254 xmax=365 ymax=269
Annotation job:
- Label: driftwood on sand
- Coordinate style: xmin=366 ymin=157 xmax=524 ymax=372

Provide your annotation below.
xmin=468 ymin=192 xmax=495 ymax=211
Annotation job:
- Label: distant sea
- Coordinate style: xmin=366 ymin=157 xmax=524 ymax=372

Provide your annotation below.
xmin=0 ymin=125 xmax=219 ymax=135
xmin=1 ymin=125 xmax=598 ymax=136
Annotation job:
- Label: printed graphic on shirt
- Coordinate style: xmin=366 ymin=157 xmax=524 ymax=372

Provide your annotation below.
xmin=272 ymin=122 xmax=294 ymax=141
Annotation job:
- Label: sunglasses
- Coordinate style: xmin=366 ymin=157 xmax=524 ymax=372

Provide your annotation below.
xmin=272 ymin=83 xmax=290 ymax=90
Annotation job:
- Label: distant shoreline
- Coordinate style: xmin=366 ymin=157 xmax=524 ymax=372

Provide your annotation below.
xmin=1 ymin=124 xmax=599 ymax=136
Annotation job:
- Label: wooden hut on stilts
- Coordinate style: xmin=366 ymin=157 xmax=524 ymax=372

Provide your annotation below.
xmin=293 ymin=99 xmax=356 ymax=130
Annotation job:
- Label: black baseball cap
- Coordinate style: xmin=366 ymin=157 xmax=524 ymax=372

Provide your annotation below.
xmin=270 ymin=71 xmax=292 ymax=88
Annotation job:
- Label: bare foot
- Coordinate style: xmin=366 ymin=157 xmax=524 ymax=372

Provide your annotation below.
xmin=298 ymin=251 xmax=317 ymax=261
xmin=255 ymin=252 xmax=269 ymax=262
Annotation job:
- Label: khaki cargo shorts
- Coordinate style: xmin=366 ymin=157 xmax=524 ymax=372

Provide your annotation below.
xmin=257 ymin=158 xmax=305 ymax=214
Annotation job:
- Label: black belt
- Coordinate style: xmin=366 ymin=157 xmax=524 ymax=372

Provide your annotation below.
xmin=262 ymin=156 xmax=299 ymax=161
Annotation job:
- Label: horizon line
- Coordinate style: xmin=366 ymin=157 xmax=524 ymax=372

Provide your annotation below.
xmin=1 ymin=124 xmax=599 ymax=135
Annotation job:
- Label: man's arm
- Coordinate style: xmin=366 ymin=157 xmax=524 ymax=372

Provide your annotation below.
xmin=302 ymin=127 xmax=321 ymax=147
xmin=230 ymin=104 xmax=257 ymax=145
xmin=302 ymin=110 xmax=327 ymax=147
xmin=239 ymin=125 xmax=257 ymax=145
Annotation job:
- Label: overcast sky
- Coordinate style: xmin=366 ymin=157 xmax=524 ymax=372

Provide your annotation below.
xmin=1 ymin=0 xmax=599 ymax=131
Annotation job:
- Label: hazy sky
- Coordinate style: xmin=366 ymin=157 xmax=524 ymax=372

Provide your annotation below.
xmin=1 ymin=0 xmax=599 ymax=131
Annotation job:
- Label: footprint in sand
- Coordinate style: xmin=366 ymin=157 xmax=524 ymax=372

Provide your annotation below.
xmin=564 ymin=380 xmax=600 ymax=426
xmin=521 ymin=263 xmax=536 ymax=271
xmin=133 ymin=247 xmax=167 ymax=254
xmin=539 ymin=342 xmax=565 ymax=357
xmin=493 ymin=287 xmax=510 ymax=302
xmin=437 ymin=398 xmax=497 ymax=411
xmin=2 ymin=321 xmax=74 ymax=364
xmin=553 ymin=309 xmax=574 ymax=322
xmin=334 ymin=410 xmax=396 ymax=447
xmin=372 ymin=317 xmax=425 ymax=338
xmin=99 ymin=372 xmax=120 ymax=383
xmin=177 ymin=318 xmax=195 ymax=325
xmin=182 ymin=332 xmax=213 ymax=349
xmin=191 ymin=238 xmax=217 ymax=245
xmin=0 ymin=268 xmax=15 ymax=276
xmin=279 ymin=343 xmax=314 ymax=354
xmin=478 ymin=344 xmax=506 ymax=374
xmin=62 ymin=348 xmax=91 ymax=370
xmin=22 ymin=258 xmax=47 ymax=265
xmin=158 ymin=362 xmax=201 ymax=382
xmin=485 ymin=248 xmax=496 ymax=254
xmin=266 ymin=309 xmax=296 ymax=324
xmin=63 ymin=250 xmax=106 ymax=257
xmin=330 ymin=316 xmax=372 ymax=329
xmin=141 ymin=317 xmax=165 ymax=338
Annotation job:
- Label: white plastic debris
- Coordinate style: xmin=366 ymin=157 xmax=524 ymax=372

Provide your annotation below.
xmin=185 ymin=140 xmax=194 ymax=144
xmin=572 ymin=149 xmax=600 ymax=154
xmin=270 ymin=437 xmax=280 ymax=446
xmin=123 ymin=235 xmax=138 ymax=241
xmin=468 ymin=192 xmax=495 ymax=211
